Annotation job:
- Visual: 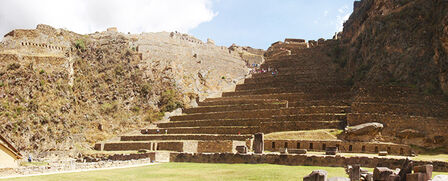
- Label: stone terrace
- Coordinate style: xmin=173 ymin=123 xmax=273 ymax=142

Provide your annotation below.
xmin=95 ymin=40 xmax=448 ymax=156
xmin=95 ymin=45 xmax=354 ymax=153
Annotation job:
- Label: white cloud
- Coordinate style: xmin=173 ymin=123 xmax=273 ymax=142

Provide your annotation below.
xmin=335 ymin=5 xmax=351 ymax=31
xmin=0 ymin=0 xmax=216 ymax=36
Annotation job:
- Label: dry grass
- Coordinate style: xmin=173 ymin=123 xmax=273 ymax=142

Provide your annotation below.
xmin=265 ymin=129 xmax=341 ymax=140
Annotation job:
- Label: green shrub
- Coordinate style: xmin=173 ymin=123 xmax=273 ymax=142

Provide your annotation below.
xmin=75 ymin=39 xmax=86 ymax=51
xmin=159 ymin=89 xmax=184 ymax=112
xmin=101 ymin=101 xmax=118 ymax=114
xmin=39 ymin=69 xmax=45 ymax=74
xmin=140 ymin=83 xmax=152 ymax=97
xmin=143 ymin=109 xmax=164 ymax=123
xmin=131 ymin=106 xmax=141 ymax=113
xmin=7 ymin=63 xmax=21 ymax=71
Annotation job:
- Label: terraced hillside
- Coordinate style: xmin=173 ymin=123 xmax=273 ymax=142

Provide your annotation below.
xmin=94 ymin=45 xmax=354 ymax=153
xmin=96 ymin=38 xmax=448 ymax=154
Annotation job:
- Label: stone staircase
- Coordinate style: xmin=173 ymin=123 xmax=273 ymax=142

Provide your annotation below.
xmin=95 ymin=46 xmax=448 ymax=154
xmin=95 ymin=48 xmax=352 ymax=153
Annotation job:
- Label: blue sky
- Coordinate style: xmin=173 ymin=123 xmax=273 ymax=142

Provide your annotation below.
xmin=0 ymin=0 xmax=354 ymax=50
xmin=190 ymin=0 xmax=354 ymax=49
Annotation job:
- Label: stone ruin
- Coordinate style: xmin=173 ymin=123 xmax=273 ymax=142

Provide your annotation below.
xmin=303 ymin=161 xmax=438 ymax=181
xmin=93 ymin=27 xmax=448 ymax=170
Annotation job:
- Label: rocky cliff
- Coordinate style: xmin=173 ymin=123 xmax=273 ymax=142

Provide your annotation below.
xmin=0 ymin=25 xmax=262 ymax=155
xmin=340 ymin=0 xmax=448 ymax=95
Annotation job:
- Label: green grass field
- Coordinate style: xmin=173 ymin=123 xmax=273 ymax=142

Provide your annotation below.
xmin=7 ymin=163 xmax=346 ymax=181
xmin=6 ymin=162 xmax=448 ymax=181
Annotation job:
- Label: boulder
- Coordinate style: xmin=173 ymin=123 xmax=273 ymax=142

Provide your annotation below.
xmin=373 ymin=167 xmax=395 ymax=181
xmin=303 ymin=170 xmax=328 ymax=181
xmin=398 ymin=129 xmax=425 ymax=139
xmin=341 ymin=122 xmax=384 ymax=142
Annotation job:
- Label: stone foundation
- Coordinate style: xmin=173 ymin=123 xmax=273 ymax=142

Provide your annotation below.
xmin=264 ymin=140 xmax=411 ymax=156
xmin=170 ymin=153 xmax=448 ymax=172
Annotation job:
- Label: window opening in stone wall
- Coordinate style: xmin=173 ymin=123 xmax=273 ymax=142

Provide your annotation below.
xmin=284 ymin=142 xmax=288 ymax=148
xmin=297 ymin=143 xmax=300 ymax=149
xmin=309 ymin=143 xmax=313 ymax=150
xmin=362 ymin=146 xmax=366 ymax=152
xmin=272 ymin=142 xmax=275 ymax=149
xmin=349 ymin=145 xmax=353 ymax=151
xmin=322 ymin=144 xmax=326 ymax=150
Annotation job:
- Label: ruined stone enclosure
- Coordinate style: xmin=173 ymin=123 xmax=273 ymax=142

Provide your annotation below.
xmin=95 ymin=33 xmax=448 ymax=164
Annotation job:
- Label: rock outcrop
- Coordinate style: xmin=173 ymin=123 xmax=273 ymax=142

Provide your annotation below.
xmin=0 ymin=25 xmax=257 ymax=155
xmin=340 ymin=0 xmax=448 ymax=95
xmin=340 ymin=122 xmax=383 ymax=142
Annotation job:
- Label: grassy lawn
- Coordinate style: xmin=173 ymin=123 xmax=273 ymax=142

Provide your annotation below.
xmin=8 ymin=163 xmax=348 ymax=181
xmin=6 ymin=162 xmax=448 ymax=181
xmin=264 ymin=129 xmax=340 ymax=140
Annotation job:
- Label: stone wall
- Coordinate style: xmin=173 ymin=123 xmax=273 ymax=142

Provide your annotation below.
xmin=264 ymin=140 xmax=411 ymax=155
xmin=197 ymin=140 xmax=246 ymax=153
xmin=170 ymin=153 xmax=448 ymax=172
xmin=132 ymin=31 xmax=249 ymax=102
xmin=347 ymin=113 xmax=448 ymax=148
xmin=96 ymin=140 xmax=245 ymax=153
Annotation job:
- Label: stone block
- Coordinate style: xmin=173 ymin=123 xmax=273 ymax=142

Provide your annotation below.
xmin=373 ymin=167 xmax=394 ymax=181
xmin=413 ymin=164 xmax=433 ymax=181
xmin=398 ymin=159 xmax=413 ymax=180
xmin=303 ymin=170 xmax=328 ymax=181
xmin=350 ymin=164 xmax=361 ymax=181
xmin=236 ymin=146 xmax=247 ymax=154
xmin=326 ymin=147 xmax=338 ymax=155
xmin=378 ymin=151 xmax=388 ymax=156
xmin=288 ymin=149 xmax=307 ymax=154
xmin=386 ymin=174 xmax=400 ymax=181
xmin=365 ymin=173 xmax=373 ymax=181
xmin=279 ymin=148 xmax=288 ymax=154
xmin=253 ymin=133 xmax=264 ymax=154
xmin=406 ymin=173 xmax=426 ymax=181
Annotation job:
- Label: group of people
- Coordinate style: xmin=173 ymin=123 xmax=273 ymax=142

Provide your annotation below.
xmin=156 ymin=129 xmax=168 ymax=134
xmin=249 ymin=64 xmax=279 ymax=76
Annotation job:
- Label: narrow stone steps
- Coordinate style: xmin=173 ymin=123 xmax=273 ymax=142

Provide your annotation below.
xmin=244 ymin=74 xmax=340 ymax=84
xmin=198 ymin=99 xmax=282 ymax=107
xmin=120 ymin=134 xmax=252 ymax=141
xmin=141 ymin=126 xmax=259 ymax=135
xmin=223 ymin=86 xmax=350 ymax=97
xmin=170 ymin=109 xmax=279 ymax=121
xmin=235 ymin=80 xmax=347 ymax=91
xmin=251 ymin=70 xmax=338 ymax=79
xmin=184 ymin=102 xmax=287 ymax=114
xmin=172 ymin=106 xmax=349 ymax=122
xmin=205 ymin=92 xmax=352 ymax=103
xmin=158 ymin=119 xmax=267 ymax=128
xmin=273 ymin=113 xmax=347 ymax=122
xmin=351 ymin=102 xmax=448 ymax=117
xmin=262 ymin=120 xmax=344 ymax=134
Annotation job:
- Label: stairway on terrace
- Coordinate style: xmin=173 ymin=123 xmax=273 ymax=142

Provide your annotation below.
xmin=94 ymin=48 xmax=353 ymax=153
